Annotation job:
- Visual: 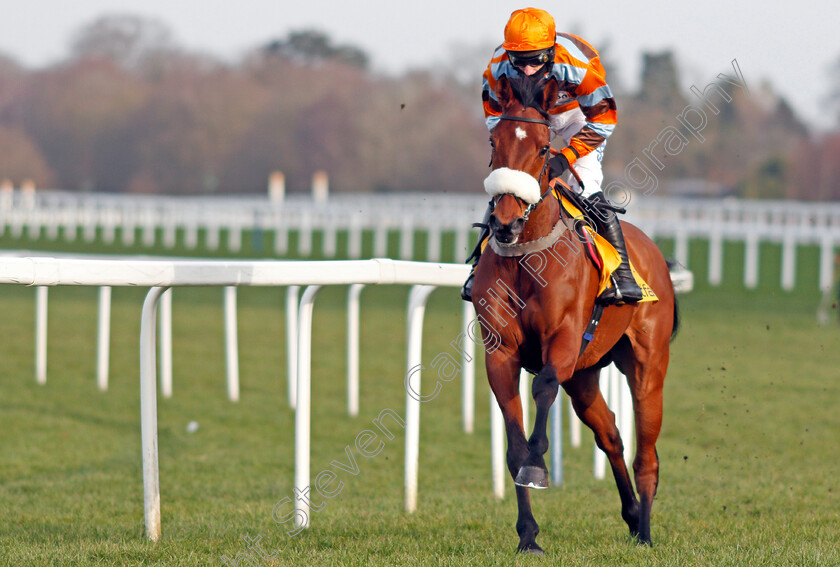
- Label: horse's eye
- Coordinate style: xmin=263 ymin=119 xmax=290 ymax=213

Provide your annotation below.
xmin=490 ymin=139 xmax=496 ymax=149
xmin=539 ymin=146 xmax=550 ymax=156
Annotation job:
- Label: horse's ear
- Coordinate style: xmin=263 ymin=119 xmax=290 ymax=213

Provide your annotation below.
xmin=497 ymin=75 xmax=515 ymax=108
xmin=540 ymin=79 xmax=560 ymax=115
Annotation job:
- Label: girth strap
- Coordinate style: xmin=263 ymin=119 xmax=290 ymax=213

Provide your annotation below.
xmin=579 ymin=302 xmax=605 ymax=357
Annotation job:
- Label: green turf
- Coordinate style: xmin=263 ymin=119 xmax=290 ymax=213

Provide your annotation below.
xmin=1 ymin=234 xmax=839 ymax=565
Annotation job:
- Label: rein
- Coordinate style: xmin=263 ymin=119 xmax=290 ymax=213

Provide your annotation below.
xmin=498 ymin=114 xmax=551 ymax=125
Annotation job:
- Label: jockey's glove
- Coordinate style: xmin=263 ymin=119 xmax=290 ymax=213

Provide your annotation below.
xmin=548 ymin=152 xmax=570 ymax=180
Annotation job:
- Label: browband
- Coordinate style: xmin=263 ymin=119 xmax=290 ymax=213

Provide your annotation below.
xmin=498 ymin=114 xmax=551 ymax=126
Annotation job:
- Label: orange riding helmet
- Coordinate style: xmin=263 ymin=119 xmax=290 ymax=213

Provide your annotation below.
xmin=502 ymin=8 xmax=556 ymax=52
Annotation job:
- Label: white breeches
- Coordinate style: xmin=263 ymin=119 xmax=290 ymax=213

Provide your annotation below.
xmin=551 ymin=107 xmax=605 ymax=198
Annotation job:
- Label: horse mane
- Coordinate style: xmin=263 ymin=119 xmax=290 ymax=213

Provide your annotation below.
xmin=505 ymin=75 xmax=554 ymax=119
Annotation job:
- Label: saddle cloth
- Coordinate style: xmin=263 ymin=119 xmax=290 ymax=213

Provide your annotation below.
xmin=556 ymin=190 xmax=658 ymax=303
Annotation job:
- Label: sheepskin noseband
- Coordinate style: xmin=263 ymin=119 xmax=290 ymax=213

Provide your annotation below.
xmin=483 ymin=167 xmax=541 ymax=204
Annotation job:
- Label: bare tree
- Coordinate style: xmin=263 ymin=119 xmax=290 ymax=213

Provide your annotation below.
xmin=69 ymin=14 xmax=178 ymax=72
xmin=829 ymin=54 xmax=840 ymax=126
xmin=0 ymin=125 xmax=55 ymax=187
xmin=262 ymin=30 xmax=369 ymax=70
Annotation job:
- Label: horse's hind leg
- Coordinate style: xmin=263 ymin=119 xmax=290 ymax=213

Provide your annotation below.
xmin=630 ymin=378 xmax=663 ymax=546
xmin=614 ymin=339 xmax=668 ymax=546
xmin=563 ymin=367 xmax=641 ymax=536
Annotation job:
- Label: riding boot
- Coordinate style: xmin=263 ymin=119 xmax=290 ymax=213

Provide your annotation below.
xmin=461 ymin=202 xmax=493 ymax=302
xmin=586 ymin=192 xmax=645 ymax=305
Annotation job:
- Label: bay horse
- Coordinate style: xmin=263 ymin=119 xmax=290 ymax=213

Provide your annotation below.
xmin=472 ymin=75 xmax=678 ymax=553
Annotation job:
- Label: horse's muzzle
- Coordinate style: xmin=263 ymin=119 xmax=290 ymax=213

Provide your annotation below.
xmin=489 ymin=214 xmax=525 ymax=245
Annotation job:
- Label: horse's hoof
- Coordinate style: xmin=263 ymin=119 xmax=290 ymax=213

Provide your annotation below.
xmin=636 ymin=535 xmax=653 ymax=547
xmin=516 ymin=542 xmax=545 ymax=555
xmin=514 ymin=465 xmax=549 ymax=489
xmin=630 ymin=530 xmax=653 ymax=547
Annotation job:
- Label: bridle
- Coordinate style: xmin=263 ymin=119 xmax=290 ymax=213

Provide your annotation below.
xmin=490 ymin=113 xmax=556 ymax=221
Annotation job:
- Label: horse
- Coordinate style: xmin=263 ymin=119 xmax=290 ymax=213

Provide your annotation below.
xmin=472 ymin=75 xmax=678 ymax=554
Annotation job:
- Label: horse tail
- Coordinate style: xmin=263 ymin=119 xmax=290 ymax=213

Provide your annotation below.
xmin=670 ymin=296 xmax=680 ymax=342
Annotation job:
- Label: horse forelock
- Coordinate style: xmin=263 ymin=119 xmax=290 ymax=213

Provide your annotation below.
xmin=484 ymin=167 xmax=541 ymax=204
xmin=506 ymin=76 xmax=552 ymax=118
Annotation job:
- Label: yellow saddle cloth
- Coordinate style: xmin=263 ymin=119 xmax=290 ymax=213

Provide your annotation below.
xmin=557 ymin=192 xmax=658 ymax=303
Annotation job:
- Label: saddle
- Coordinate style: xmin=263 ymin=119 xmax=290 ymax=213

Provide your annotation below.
xmin=552 ymin=183 xmax=658 ymax=303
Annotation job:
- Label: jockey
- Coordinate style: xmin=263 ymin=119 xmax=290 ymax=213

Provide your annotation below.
xmin=461 ymin=7 xmax=644 ymax=305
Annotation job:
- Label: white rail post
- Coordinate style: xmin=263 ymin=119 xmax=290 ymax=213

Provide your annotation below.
xmin=121 ymin=209 xmax=135 ymax=246
xmin=675 ymin=229 xmax=689 ymax=268
xmin=781 ymin=232 xmax=797 ymax=291
xmin=374 ymin=224 xmax=388 ymax=257
xmin=159 ymin=289 xmax=173 ymax=398
xmin=461 ymin=302 xmax=476 ymax=434
xmin=206 ymin=222 xmax=220 ymax=251
xmin=185 ymin=221 xmax=198 ymax=249
xmin=549 ymin=390 xmax=563 ymax=486
xmin=323 ymin=224 xmax=337 ymax=258
xmin=569 ymin=395 xmax=581 ymax=447
xmin=708 ymin=231 xmax=723 ymax=286
xmin=298 ymin=213 xmax=313 ymax=257
xmin=294 ymin=285 xmax=322 ymax=530
xmin=140 ymin=286 xmax=169 ymax=542
xmin=227 ymin=222 xmax=242 ymax=253
xmin=491 ymin=390 xmax=505 ymax=499
xmin=819 ymin=234 xmax=835 ymax=292
xmin=162 ymin=219 xmax=176 ymax=249
xmin=454 ymin=228 xmax=468 ymax=263
xmin=609 ymin=363 xmax=620 ymax=436
xmin=142 ymin=210 xmax=156 ymax=247
xmin=224 ymin=286 xmax=240 ymax=402
xmin=82 ymin=205 xmax=97 ymax=243
xmin=347 ymin=284 xmax=365 ymax=416
xmin=274 ymin=221 xmax=289 ymax=255
xmin=63 ymin=206 xmax=77 ymax=242
xmin=97 ymin=286 xmax=112 ymax=391
xmin=519 ymin=369 xmax=530 ymax=431
xmin=102 ymin=213 xmax=115 ymax=244
xmin=399 ymin=217 xmax=414 ymax=260
xmin=35 ymin=286 xmax=48 ymax=385
xmin=744 ymin=232 xmax=759 ymax=289
xmin=404 ymin=284 xmax=437 ymax=513
xmin=286 ymin=286 xmax=300 ymax=408
xmin=593 ymin=369 xmax=609 ymax=479
xmin=426 ymin=227 xmax=441 ymax=262
xmin=348 ymin=217 xmax=363 ymax=259
xmin=618 ymin=365 xmax=634 ymax=467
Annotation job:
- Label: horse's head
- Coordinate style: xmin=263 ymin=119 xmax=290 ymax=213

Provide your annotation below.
xmin=485 ymin=75 xmax=559 ymax=245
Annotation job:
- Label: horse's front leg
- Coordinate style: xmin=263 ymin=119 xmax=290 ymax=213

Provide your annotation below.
xmin=486 ymin=349 xmax=544 ymax=555
xmin=514 ymin=363 xmax=561 ymax=489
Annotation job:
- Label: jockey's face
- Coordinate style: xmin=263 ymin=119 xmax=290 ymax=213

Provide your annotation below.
xmin=508 ymin=48 xmax=552 ymax=76
xmin=516 ymin=64 xmax=544 ymax=76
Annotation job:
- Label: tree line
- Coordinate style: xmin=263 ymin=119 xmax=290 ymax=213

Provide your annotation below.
xmin=0 ymin=15 xmax=837 ymax=200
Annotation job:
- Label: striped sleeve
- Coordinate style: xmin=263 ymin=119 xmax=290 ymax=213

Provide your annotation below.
xmin=551 ymin=34 xmax=617 ymax=165
xmin=482 ymin=46 xmax=508 ymax=131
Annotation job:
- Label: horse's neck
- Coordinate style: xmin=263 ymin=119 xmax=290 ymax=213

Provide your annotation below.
xmin=520 ymin=194 xmax=561 ymax=243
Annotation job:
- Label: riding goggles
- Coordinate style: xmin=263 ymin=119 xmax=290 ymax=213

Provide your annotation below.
xmin=507 ymin=48 xmax=553 ymax=69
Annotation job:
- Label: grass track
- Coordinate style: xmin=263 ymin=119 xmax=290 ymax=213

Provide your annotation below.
xmin=1 ymin=237 xmax=839 ymax=566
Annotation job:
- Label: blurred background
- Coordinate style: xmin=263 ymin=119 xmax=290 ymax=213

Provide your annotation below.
xmin=0 ymin=0 xmax=838 ymax=198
